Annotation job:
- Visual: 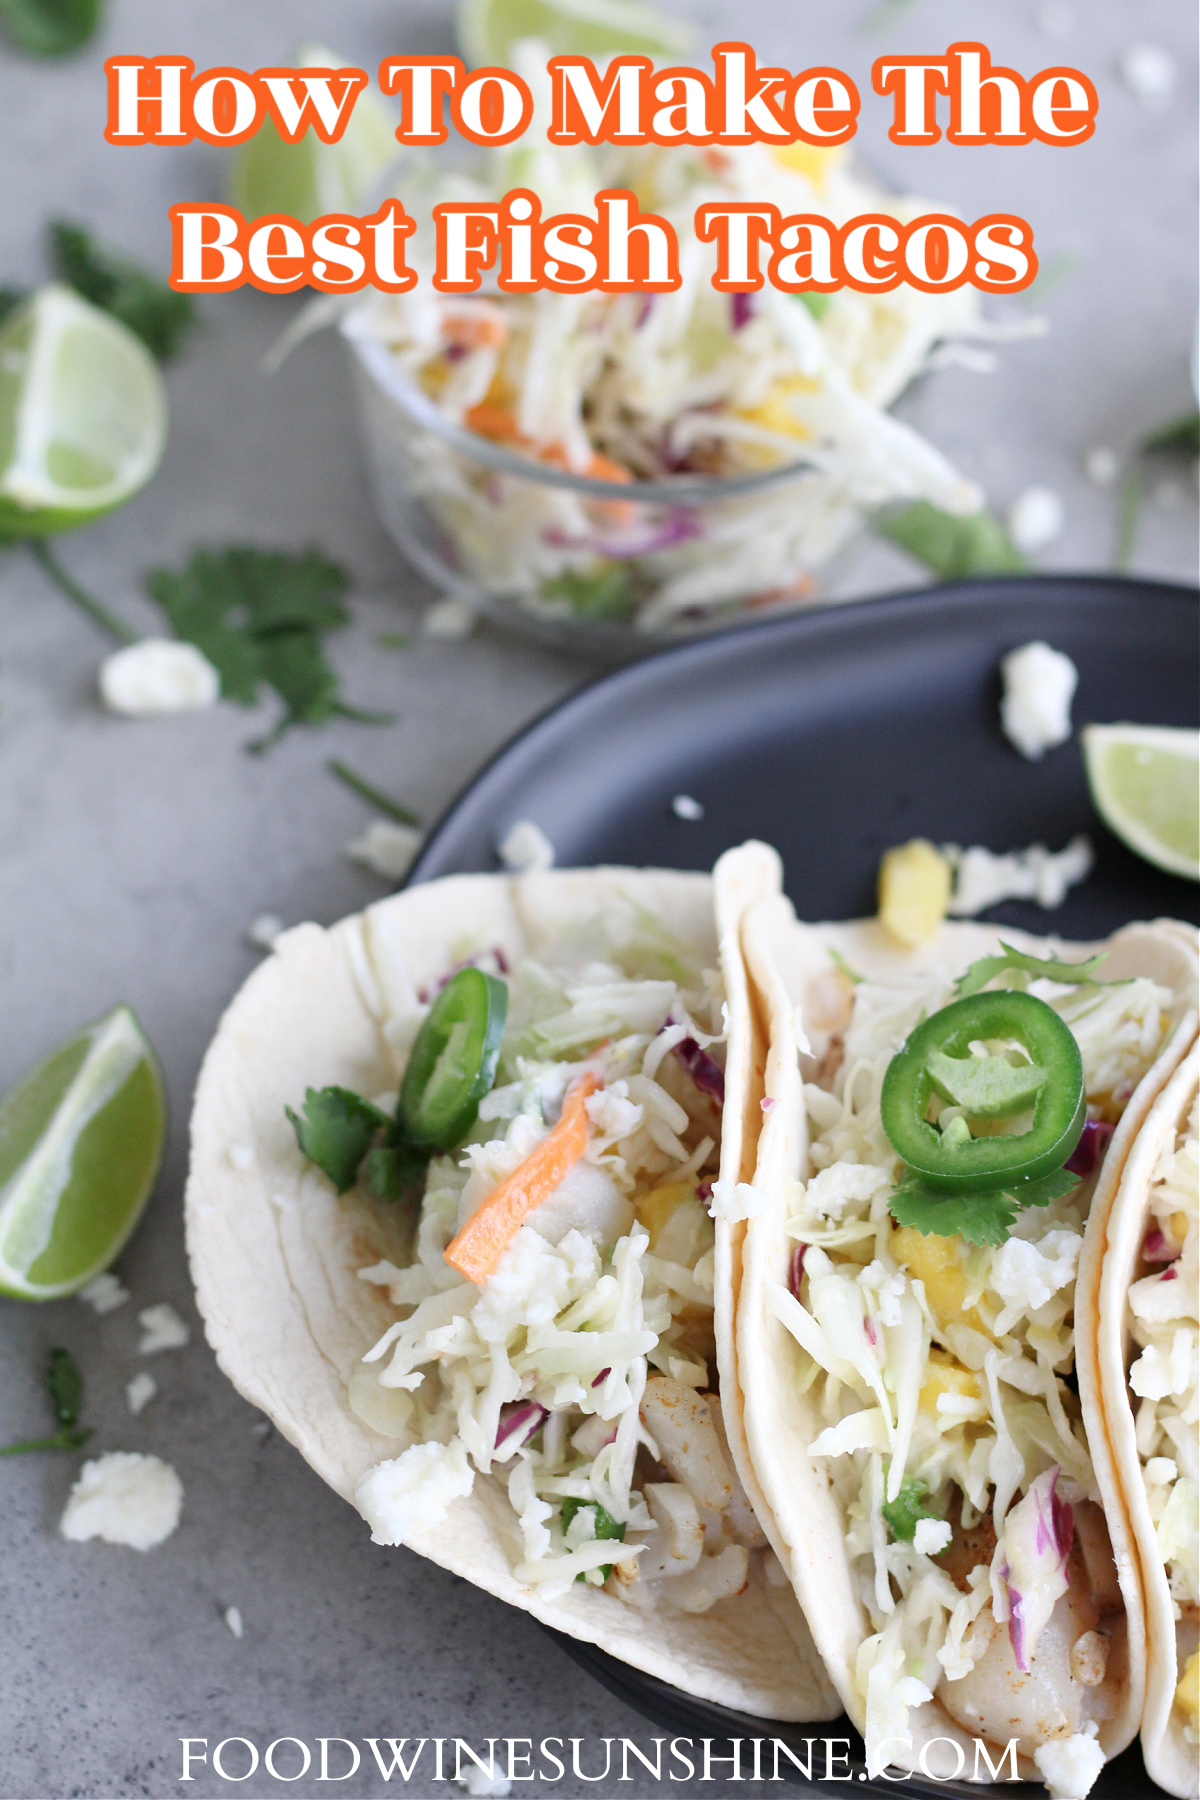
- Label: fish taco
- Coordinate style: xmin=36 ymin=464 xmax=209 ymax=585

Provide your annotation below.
xmin=185 ymin=847 xmax=838 ymax=1720
xmin=1082 ymin=1034 xmax=1199 ymax=1798
xmin=731 ymin=902 xmax=1197 ymax=1793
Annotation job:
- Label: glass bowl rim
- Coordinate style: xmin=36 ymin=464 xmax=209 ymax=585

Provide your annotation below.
xmin=349 ymin=333 xmax=823 ymax=505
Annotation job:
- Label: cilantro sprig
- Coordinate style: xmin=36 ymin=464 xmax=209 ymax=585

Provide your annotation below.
xmin=286 ymin=1087 xmax=426 ymax=1201
xmin=0 ymin=0 xmax=99 ymax=57
xmin=51 ymin=222 xmax=196 ymax=361
xmin=1 ymin=1346 xmax=93 ymax=1456
xmin=146 ymin=546 xmax=395 ymax=750
xmin=955 ymin=943 xmax=1108 ymax=999
xmin=889 ymin=1164 xmax=1079 ymax=1247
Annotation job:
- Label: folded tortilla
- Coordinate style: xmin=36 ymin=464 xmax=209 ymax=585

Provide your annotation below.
xmin=1081 ymin=1028 xmax=1199 ymax=1799
xmin=186 ymin=850 xmax=838 ymax=1721
xmin=732 ymin=905 xmax=1198 ymax=1785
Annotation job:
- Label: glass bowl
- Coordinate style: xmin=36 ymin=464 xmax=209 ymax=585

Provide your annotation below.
xmin=349 ymin=334 xmax=858 ymax=660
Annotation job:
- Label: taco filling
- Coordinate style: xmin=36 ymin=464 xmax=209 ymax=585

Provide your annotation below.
xmin=775 ymin=941 xmax=1178 ymax=1792
xmin=289 ymin=897 xmax=768 ymax=1607
xmin=1129 ymin=1091 xmax=1199 ymax=1747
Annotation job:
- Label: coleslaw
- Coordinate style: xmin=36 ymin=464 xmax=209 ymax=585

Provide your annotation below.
xmin=345 ymin=41 xmax=994 ymax=631
xmin=345 ymin=894 xmax=771 ymax=1608
xmin=774 ymin=950 xmax=1176 ymax=1794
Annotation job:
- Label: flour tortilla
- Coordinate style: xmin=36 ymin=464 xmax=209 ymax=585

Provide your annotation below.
xmin=186 ymin=853 xmax=837 ymax=1721
xmin=1082 ymin=1035 xmax=1200 ymax=1799
xmin=733 ymin=906 xmax=1199 ymax=1779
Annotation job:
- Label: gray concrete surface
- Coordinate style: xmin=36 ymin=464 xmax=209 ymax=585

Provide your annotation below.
xmin=0 ymin=1 xmax=1196 ymax=1796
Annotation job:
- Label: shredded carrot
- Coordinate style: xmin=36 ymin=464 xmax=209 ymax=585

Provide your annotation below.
xmin=464 ymin=402 xmax=524 ymax=443
xmin=443 ymin=1074 xmax=598 ymax=1284
xmin=440 ymin=303 xmax=507 ymax=350
xmin=583 ymin=451 xmax=634 ymax=486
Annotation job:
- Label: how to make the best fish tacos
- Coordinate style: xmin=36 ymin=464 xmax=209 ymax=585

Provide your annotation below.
xmin=1081 ymin=1038 xmax=1199 ymax=1798
xmin=186 ymin=847 xmax=838 ymax=1721
xmin=731 ymin=904 xmax=1197 ymax=1795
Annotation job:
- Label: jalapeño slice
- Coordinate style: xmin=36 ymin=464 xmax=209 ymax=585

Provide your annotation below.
xmin=880 ymin=989 xmax=1085 ymax=1192
xmin=397 ymin=967 xmax=508 ymax=1151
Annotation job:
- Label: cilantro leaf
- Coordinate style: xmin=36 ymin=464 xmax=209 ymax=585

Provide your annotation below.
xmin=146 ymin=547 xmax=393 ymax=748
xmin=880 ymin=1471 xmax=941 ymax=1544
xmin=0 ymin=286 xmax=26 ymax=326
xmin=889 ymin=1178 xmax=1020 ymax=1247
xmin=1006 ymin=1165 xmax=1080 ymax=1208
xmin=889 ymin=1160 xmax=1080 ymax=1247
xmin=561 ymin=1498 xmax=626 ymax=1580
xmin=1142 ymin=412 xmax=1200 ymax=455
xmin=362 ymin=1142 xmax=428 ymax=1202
xmin=47 ymin=1345 xmax=83 ymax=1427
xmin=50 ymin=221 xmax=195 ymax=360
xmin=286 ymin=1087 xmax=389 ymax=1193
xmin=797 ymin=291 xmax=831 ymax=321
xmin=955 ymin=943 xmax=1108 ymax=998
xmin=0 ymin=0 xmax=99 ymax=56
xmin=875 ymin=501 xmax=1026 ymax=580
xmin=540 ymin=564 xmax=635 ymax=621
xmin=1 ymin=1346 xmax=91 ymax=1456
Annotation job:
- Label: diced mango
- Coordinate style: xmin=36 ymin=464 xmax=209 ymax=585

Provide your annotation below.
xmin=770 ymin=141 xmax=848 ymax=190
xmin=891 ymin=1226 xmax=994 ymax=1340
xmin=878 ymin=840 xmax=952 ymax=947
xmin=635 ymin=1179 xmax=696 ymax=1249
xmin=1176 ymin=1650 xmax=1200 ymax=1726
xmin=919 ymin=1348 xmax=981 ymax=1417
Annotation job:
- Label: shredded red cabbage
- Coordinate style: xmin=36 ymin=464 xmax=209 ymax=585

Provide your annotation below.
xmin=543 ymin=509 xmax=704 ymax=560
xmin=1143 ymin=1228 xmax=1182 ymax=1263
xmin=419 ymin=948 xmax=509 ymax=1004
xmin=788 ymin=1244 xmax=806 ymax=1298
xmin=674 ymin=1038 xmax=725 ymax=1104
xmin=591 ymin=1368 xmax=611 ymax=1387
xmin=731 ymin=292 xmax=754 ymax=330
xmin=1003 ymin=1467 xmax=1073 ymax=1672
xmin=1065 ymin=1120 xmax=1115 ymax=1177
xmin=495 ymin=1400 xmax=548 ymax=1451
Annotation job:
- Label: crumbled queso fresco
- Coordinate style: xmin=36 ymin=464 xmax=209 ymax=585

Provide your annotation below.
xmin=1000 ymin=641 xmax=1079 ymax=760
xmin=60 ymin=1453 xmax=183 ymax=1551
xmin=98 ymin=639 xmax=220 ymax=716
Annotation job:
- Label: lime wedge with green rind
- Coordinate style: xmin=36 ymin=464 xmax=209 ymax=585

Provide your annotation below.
xmin=1083 ymin=723 xmax=1200 ymax=883
xmin=0 ymin=1005 xmax=167 ymax=1300
xmin=230 ymin=42 xmax=398 ymax=226
xmin=457 ymin=0 xmax=692 ymax=68
xmin=0 ymin=284 xmax=167 ymax=539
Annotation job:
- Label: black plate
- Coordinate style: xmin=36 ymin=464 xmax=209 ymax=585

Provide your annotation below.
xmin=410 ymin=576 xmax=1199 ymax=1796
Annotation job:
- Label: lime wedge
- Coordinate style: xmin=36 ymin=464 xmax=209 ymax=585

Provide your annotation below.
xmin=0 ymin=284 xmax=167 ymax=539
xmin=230 ymin=42 xmax=398 ymax=225
xmin=1082 ymin=723 xmax=1200 ymax=882
xmin=457 ymin=0 xmax=692 ymax=67
xmin=0 ymin=1005 xmax=167 ymax=1300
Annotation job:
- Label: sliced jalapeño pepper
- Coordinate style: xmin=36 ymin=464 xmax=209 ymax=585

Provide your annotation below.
xmin=397 ymin=967 xmax=508 ymax=1151
xmin=880 ymin=989 xmax=1085 ymax=1192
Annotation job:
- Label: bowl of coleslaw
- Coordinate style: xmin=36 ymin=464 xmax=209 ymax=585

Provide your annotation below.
xmin=343 ymin=50 xmax=995 ymax=654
